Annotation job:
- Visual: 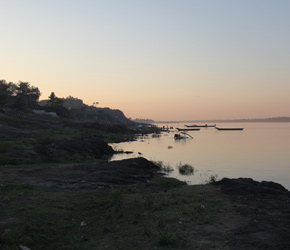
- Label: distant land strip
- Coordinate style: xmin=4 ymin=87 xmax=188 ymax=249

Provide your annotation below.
xmin=155 ymin=117 xmax=290 ymax=124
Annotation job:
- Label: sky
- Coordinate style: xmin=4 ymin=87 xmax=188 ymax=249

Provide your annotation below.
xmin=1 ymin=0 xmax=290 ymax=121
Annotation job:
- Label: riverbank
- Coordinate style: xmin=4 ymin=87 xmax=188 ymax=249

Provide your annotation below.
xmin=1 ymin=157 xmax=290 ymax=249
xmin=1 ymin=111 xmax=290 ymax=249
xmin=0 ymin=110 xmax=159 ymax=165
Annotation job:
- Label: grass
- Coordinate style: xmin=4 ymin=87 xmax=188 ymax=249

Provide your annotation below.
xmin=206 ymin=174 xmax=219 ymax=184
xmin=0 ymin=120 xmax=137 ymax=166
xmin=0 ymin=116 xmax=49 ymax=130
xmin=0 ymin=178 xmax=223 ymax=250
xmin=153 ymin=161 xmax=174 ymax=173
xmin=0 ymin=137 xmax=36 ymax=154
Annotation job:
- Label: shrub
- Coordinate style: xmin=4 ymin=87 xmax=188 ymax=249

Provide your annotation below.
xmin=153 ymin=161 xmax=173 ymax=173
xmin=177 ymin=162 xmax=195 ymax=176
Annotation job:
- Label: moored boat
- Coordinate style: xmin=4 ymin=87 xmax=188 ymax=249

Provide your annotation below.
xmin=174 ymin=132 xmax=193 ymax=139
xmin=185 ymin=124 xmax=216 ymax=128
xmin=215 ymin=127 xmax=244 ymax=131
xmin=176 ymin=128 xmax=200 ymax=131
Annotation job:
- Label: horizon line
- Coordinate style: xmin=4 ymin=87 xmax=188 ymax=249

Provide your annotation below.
xmin=154 ymin=116 xmax=290 ymax=123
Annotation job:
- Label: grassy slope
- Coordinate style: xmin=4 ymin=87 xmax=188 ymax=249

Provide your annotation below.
xmin=0 ymin=113 xmax=141 ymax=165
xmin=0 ymin=177 xmax=235 ymax=250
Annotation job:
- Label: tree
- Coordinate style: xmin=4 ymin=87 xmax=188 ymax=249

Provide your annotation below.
xmin=14 ymin=81 xmax=41 ymax=109
xmin=48 ymin=92 xmax=57 ymax=105
xmin=0 ymin=80 xmax=9 ymax=107
xmin=48 ymin=92 xmax=64 ymax=106
xmin=44 ymin=92 xmax=68 ymax=117
xmin=66 ymin=95 xmax=80 ymax=101
xmin=0 ymin=80 xmax=17 ymax=107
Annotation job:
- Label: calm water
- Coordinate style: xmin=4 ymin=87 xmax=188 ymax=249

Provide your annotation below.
xmin=110 ymin=123 xmax=290 ymax=190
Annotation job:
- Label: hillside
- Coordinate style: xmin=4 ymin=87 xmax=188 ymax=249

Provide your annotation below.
xmin=0 ymin=108 xmax=159 ymax=165
xmin=38 ymin=99 xmax=134 ymax=125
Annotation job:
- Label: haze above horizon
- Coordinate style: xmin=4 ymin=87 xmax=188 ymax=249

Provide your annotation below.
xmin=1 ymin=1 xmax=290 ymax=121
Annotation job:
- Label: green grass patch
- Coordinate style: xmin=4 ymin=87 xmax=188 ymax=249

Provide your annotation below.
xmin=0 ymin=156 xmax=37 ymax=165
xmin=0 ymin=137 xmax=36 ymax=153
xmin=149 ymin=176 xmax=187 ymax=189
xmin=0 ymin=181 xmax=223 ymax=250
xmin=0 ymin=116 xmax=48 ymax=130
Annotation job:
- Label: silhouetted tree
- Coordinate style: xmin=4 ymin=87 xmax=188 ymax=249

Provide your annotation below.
xmin=0 ymin=80 xmax=40 ymax=109
xmin=0 ymin=80 xmax=11 ymax=107
xmin=48 ymin=92 xmax=57 ymax=105
xmin=44 ymin=92 xmax=69 ymax=117
xmin=13 ymin=81 xmax=41 ymax=109
xmin=47 ymin=92 xmax=64 ymax=106
xmin=66 ymin=95 xmax=81 ymax=100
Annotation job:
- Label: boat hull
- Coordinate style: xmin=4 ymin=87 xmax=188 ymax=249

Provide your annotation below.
xmin=174 ymin=132 xmax=193 ymax=139
xmin=215 ymin=127 xmax=243 ymax=131
xmin=185 ymin=124 xmax=216 ymax=128
xmin=176 ymin=128 xmax=200 ymax=131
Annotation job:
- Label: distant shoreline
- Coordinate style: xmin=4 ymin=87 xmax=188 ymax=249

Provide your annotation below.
xmin=155 ymin=117 xmax=290 ymax=123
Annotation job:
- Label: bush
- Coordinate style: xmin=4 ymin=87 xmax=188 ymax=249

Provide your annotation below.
xmin=177 ymin=162 xmax=195 ymax=176
xmin=153 ymin=161 xmax=174 ymax=173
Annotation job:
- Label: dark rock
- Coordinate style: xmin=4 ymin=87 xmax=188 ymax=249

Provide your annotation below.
xmin=33 ymin=135 xmax=114 ymax=161
xmin=215 ymin=177 xmax=289 ymax=197
xmin=1 ymin=157 xmax=160 ymax=190
xmin=215 ymin=178 xmax=290 ymax=250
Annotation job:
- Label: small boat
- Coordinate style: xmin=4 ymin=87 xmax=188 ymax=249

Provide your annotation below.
xmin=176 ymin=128 xmax=200 ymax=131
xmin=174 ymin=132 xmax=193 ymax=139
xmin=185 ymin=124 xmax=216 ymax=128
xmin=215 ymin=127 xmax=244 ymax=131
xmin=161 ymin=125 xmax=170 ymax=132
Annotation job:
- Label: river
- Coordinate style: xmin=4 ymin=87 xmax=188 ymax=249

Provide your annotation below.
xmin=110 ymin=122 xmax=290 ymax=190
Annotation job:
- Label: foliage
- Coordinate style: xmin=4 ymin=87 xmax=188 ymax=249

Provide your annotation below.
xmin=43 ymin=92 xmax=69 ymax=117
xmin=153 ymin=160 xmax=174 ymax=173
xmin=206 ymin=174 xmax=219 ymax=184
xmin=177 ymin=162 xmax=195 ymax=176
xmin=0 ymin=80 xmax=40 ymax=109
xmin=65 ymin=95 xmax=81 ymax=100
xmin=48 ymin=92 xmax=64 ymax=106
xmin=0 ymin=80 xmax=14 ymax=107
xmin=14 ymin=82 xmax=41 ymax=109
xmin=40 ymin=104 xmax=70 ymax=117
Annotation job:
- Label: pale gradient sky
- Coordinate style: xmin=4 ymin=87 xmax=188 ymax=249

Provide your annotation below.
xmin=1 ymin=0 xmax=290 ymax=121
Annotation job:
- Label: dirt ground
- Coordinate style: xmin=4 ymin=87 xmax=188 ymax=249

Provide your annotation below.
xmin=1 ymin=157 xmax=290 ymax=249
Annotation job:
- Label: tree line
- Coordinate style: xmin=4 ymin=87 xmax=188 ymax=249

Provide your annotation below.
xmin=0 ymin=80 xmax=41 ymax=109
xmin=0 ymin=80 xmax=81 ymax=117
